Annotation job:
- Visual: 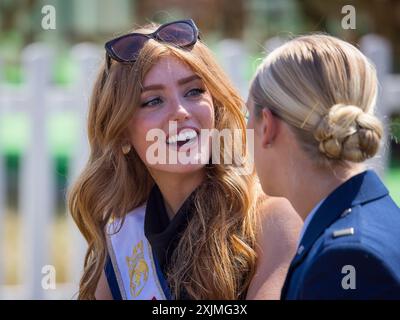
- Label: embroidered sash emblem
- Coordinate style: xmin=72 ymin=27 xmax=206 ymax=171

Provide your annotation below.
xmin=126 ymin=240 xmax=149 ymax=297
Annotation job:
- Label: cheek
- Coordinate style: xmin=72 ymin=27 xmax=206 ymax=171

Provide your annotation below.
xmin=205 ymin=105 xmax=215 ymax=128
xmin=195 ymin=100 xmax=215 ymax=128
xmin=128 ymin=114 xmax=161 ymax=158
xmin=247 ymin=114 xmax=254 ymax=130
xmin=250 ymin=119 xmax=267 ymax=172
xmin=247 ymin=114 xmax=260 ymax=145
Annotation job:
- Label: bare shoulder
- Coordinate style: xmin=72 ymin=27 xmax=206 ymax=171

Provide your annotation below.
xmin=246 ymin=194 xmax=303 ymax=300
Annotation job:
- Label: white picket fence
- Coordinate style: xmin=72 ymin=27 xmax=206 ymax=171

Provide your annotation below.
xmin=0 ymin=34 xmax=398 ymax=299
xmin=0 ymin=42 xmax=102 ymax=299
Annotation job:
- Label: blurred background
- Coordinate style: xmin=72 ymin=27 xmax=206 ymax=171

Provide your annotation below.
xmin=0 ymin=0 xmax=399 ymax=299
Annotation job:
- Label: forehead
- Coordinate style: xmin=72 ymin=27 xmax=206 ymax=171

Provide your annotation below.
xmin=143 ymin=56 xmax=196 ymax=85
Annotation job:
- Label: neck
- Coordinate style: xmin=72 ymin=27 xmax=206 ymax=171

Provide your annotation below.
xmin=286 ymin=163 xmax=365 ymax=221
xmin=150 ymin=169 xmax=205 ymax=220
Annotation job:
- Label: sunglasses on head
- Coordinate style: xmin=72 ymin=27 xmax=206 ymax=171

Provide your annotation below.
xmin=104 ymin=19 xmax=200 ymax=74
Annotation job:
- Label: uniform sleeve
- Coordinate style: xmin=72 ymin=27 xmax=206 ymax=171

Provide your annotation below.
xmin=299 ymin=244 xmax=400 ymax=299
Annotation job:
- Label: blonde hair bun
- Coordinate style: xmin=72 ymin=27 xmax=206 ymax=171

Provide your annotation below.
xmin=314 ymin=103 xmax=383 ymax=162
xmin=249 ymin=34 xmax=385 ymax=166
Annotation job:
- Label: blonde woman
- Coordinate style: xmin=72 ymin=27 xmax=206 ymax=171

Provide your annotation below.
xmin=247 ymin=34 xmax=400 ymax=299
xmin=67 ymin=20 xmax=301 ymax=300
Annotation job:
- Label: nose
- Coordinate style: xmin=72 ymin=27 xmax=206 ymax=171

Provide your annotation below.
xmin=170 ymin=98 xmax=191 ymax=122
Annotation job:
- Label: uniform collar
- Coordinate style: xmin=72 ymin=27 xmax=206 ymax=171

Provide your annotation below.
xmin=291 ymin=170 xmax=388 ymax=269
xmin=297 ymin=197 xmax=325 ymax=246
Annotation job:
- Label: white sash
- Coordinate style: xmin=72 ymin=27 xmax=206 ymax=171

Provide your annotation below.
xmin=106 ymin=204 xmax=170 ymax=300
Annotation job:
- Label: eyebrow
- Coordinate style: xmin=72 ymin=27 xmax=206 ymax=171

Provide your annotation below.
xmin=141 ymin=75 xmax=202 ymax=92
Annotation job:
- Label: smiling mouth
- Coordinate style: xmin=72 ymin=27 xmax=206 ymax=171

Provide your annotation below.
xmin=167 ymin=129 xmax=199 ymax=148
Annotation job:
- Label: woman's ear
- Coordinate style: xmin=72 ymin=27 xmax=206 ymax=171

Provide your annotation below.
xmin=260 ymin=108 xmax=278 ymax=148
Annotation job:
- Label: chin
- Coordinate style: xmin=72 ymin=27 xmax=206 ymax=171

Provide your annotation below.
xmin=152 ymin=163 xmax=206 ymax=175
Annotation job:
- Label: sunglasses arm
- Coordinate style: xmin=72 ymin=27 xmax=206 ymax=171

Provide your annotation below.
xmin=105 ymin=53 xmax=111 ymax=75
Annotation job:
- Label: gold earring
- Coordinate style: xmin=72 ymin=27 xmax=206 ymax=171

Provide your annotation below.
xmin=122 ymin=144 xmax=131 ymax=155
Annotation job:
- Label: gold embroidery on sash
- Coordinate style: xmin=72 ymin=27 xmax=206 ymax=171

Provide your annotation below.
xmin=126 ymin=240 xmax=149 ymax=298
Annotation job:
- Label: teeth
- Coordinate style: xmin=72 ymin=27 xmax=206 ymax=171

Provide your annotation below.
xmin=167 ymin=130 xmax=198 ymax=144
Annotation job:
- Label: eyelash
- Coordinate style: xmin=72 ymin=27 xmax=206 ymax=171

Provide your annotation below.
xmin=141 ymin=97 xmax=162 ymax=107
xmin=186 ymin=88 xmax=205 ymax=97
xmin=141 ymin=88 xmax=205 ymax=107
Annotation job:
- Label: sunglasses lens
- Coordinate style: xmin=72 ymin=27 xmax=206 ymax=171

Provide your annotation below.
xmin=106 ymin=20 xmax=198 ymax=65
xmin=157 ymin=22 xmax=196 ymax=46
xmin=111 ymin=34 xmax=148 ymax=61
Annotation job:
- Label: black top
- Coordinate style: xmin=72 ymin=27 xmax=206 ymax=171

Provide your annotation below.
xmin=144 ymin=184 xmax=197 ymax=276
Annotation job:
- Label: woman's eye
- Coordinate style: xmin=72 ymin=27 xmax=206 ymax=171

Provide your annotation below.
xmin=141 ymin=97 xmax=162 ymax=107
xmin=185 ymin=88 xmax=205 ymax=97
